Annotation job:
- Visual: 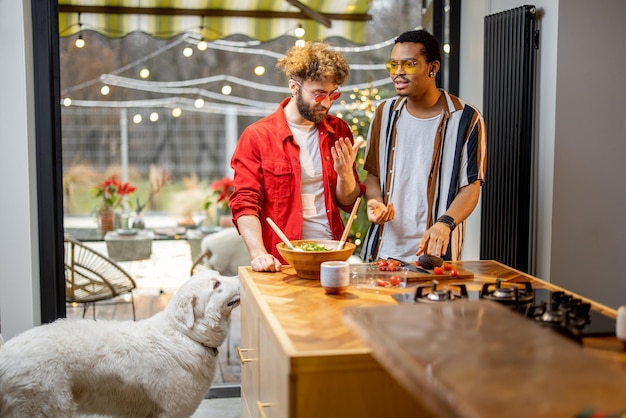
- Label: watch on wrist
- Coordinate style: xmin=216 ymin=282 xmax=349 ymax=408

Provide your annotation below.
xmin=436 ymin=215 xmax=457 ymax=231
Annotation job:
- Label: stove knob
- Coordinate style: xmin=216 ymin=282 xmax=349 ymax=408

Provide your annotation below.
xmin=616 ymin=306 xmax=626 ymax=347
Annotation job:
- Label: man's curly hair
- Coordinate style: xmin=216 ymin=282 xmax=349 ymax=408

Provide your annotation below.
xmin=276 ymin=41 xmax=350 ymax=85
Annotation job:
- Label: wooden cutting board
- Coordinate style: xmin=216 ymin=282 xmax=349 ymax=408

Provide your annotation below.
xmin=350 ymin=262 xmax=474 ymax=281
xmin=406 ymin=266 xmax=474 ymax=281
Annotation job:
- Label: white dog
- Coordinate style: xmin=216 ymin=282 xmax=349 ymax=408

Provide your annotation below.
xmin=0 ymin=271 xmax=240 ymax=418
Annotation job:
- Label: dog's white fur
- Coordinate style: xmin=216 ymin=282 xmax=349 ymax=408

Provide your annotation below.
xmin=0 ymin=271 xmax=240 ymax=418
xmin=199 ymin=227 xmax=251 ymax=277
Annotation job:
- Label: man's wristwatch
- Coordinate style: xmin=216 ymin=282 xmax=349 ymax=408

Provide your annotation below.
xmin=436 ymin=214 xmax=457 ymax=231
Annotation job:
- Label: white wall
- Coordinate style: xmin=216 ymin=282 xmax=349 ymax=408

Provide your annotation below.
xmin=0 ymin=0 xmax=40 ymax=340
xmin=458 ymin=0 xmax=486 ymax=260
xmin=550 ymin=0 xmax=626 ymax=308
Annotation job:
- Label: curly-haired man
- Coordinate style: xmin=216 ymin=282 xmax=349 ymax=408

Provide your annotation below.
xmin=229 ymin=42 xmax=365 ymax=272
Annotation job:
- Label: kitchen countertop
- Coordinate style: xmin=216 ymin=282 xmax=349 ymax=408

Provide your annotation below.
xmin=453 ymin=260 xmax=626 ymax=366
xmin=239 ymin=264 xmax=436 ymax=418
xmin=343 ymin=260 xmax=626 ymax=417
xmin=240 ymin=260 xmax=626 ymax=417
xmin=239 ymin=264 xmax=402 ymax=355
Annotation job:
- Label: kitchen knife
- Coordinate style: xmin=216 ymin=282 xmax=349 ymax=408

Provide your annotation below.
xmin=388 ymin=257 xmax=431 ymax=275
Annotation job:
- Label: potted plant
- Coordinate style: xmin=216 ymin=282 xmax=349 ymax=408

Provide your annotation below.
xmin=203 ymin=176 xmax=234 ymax=227
xmin=93 ymin=175 xmax=136 ymax=233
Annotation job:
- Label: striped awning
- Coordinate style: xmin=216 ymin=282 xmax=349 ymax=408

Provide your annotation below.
xmin=58 ymin=0 xmax=373 ymax=44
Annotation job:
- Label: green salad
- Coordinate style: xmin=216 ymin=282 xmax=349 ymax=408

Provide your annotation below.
xmin=295 ymin=242 xmax=331 ymax=251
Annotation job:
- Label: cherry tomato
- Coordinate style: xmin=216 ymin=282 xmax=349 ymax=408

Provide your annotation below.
xmin=375 ymin=278 xmax=387 ymax=287
xmin=387 ymin=260 xmax=401 ymax=271
xmin=389 ymin=275 xmax=401 ymax=287
xmin=450 ymin=269 xmax=459 ymax=277
xmin=433 ymin=266 xmax=444 ymax=275
xmin=443 ymin=263 xmax=453 ymax=271
xmin=415 ymin=260 xmax=421 ymax=267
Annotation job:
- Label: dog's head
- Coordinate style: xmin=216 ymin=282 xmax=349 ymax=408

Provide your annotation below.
xmin=166 ymin=271 xmax=240 ymax=348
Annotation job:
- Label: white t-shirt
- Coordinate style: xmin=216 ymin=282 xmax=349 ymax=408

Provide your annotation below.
xmin=377 ymin=111 xmax=442 ymax=261
xmin=288 ymin=121 xmax=332 ymax=239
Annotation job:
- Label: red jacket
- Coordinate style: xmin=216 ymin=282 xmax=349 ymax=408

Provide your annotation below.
xmin=229 ymin=98 xmax=365 ymax=262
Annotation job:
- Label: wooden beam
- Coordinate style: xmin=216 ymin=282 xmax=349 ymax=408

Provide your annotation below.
xmin=57 ymin=5 xmax=372 ymax=22
xmin=283 ymin=0 xmax=331 ymax=27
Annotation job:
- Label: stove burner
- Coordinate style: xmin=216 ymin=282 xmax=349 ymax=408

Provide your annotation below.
xmin=539 ymin=309 xmax=564 ymax=324
xmin=393 ymin=278 xmax=615 ymax=343
xmin=523 ymin=289 xmax=593 ymax=343
xmin=414 ymin=281 xmax=469 ymax=303
xmin=481 ymin=278 xmax=534 ymax=310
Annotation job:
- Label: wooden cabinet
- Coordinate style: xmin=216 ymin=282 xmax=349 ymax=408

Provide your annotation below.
xmin=238 ymin=266 xmax=435 ymax=418
xmin=239 ymin=286 xmax=289 ymax=418
xmin=239 ymin=284 xmax=260 ymax=418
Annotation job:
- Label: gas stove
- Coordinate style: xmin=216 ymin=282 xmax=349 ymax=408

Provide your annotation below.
xmin=392 ymin=278 xmax=616 ymax=343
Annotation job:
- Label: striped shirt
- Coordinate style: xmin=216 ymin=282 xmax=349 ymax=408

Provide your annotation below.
xmin=361 ymin=90 xmax=487 ymax=261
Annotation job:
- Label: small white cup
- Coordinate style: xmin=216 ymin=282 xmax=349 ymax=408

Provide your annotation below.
xmin=320 ymin=261 xmax=350 ymax=295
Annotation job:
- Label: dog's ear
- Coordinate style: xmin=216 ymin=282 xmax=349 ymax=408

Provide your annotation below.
xmin=173 ymin=294 xmax=197 ymax=329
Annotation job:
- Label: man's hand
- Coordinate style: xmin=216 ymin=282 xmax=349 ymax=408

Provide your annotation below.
xmin=416 ymin=223 xmax=451 ymax=258
xmin=332 ymin=137 xmax=364 ymax=206
xmin=250 ymin=253 xmax=282 ymax=272
xmin=366 ymin=199 xmax=395 ymax=224
xmin=331 ymin=137 xmax=363 ymax=178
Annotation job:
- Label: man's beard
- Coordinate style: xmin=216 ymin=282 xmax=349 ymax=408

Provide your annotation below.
xmin=296 ymin=91 xmax=327 ymax=124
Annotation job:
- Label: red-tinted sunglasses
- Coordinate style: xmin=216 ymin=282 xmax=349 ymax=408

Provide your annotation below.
xmin=294 ymin=80 xmax=341 ymax=103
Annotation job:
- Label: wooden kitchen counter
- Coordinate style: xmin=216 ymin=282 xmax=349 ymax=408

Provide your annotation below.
xmin=455 ymin=260 xmax=626 ymax=366
xmin=239 ymin=260 xmax=626 ymax=418
xmin=343 ymin=260 xmax=626 ymax=418
xmin=238 ymin=265 xmax=435 ymax=418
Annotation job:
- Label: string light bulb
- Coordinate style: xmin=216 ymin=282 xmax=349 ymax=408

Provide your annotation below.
xmin=197 ymin=19 xmax=208 ymax=51
xmin=294 ymin=24 xmax=305 ymax=38
xmin=254 ymin=66 xmax=266 ymax=76
xmin=75 ymin=34 xmax=85 ymax=48
xmin=75 ymin=13 xmax=85 ymax=48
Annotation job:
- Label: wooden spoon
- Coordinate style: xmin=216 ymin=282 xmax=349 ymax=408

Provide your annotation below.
xmin=337 ymin=197 xmax=361 ymax=250
xmin=266 ymin=217 xmax=298 ymax=250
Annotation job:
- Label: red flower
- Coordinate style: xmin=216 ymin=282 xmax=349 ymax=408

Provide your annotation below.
xmin=205 ymin=177 xmax=234 ymax=213
xmin=94 ymin=175 xmax=136 ymax=209
xmin=211 ymin=177 xmax=234 ymax=203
